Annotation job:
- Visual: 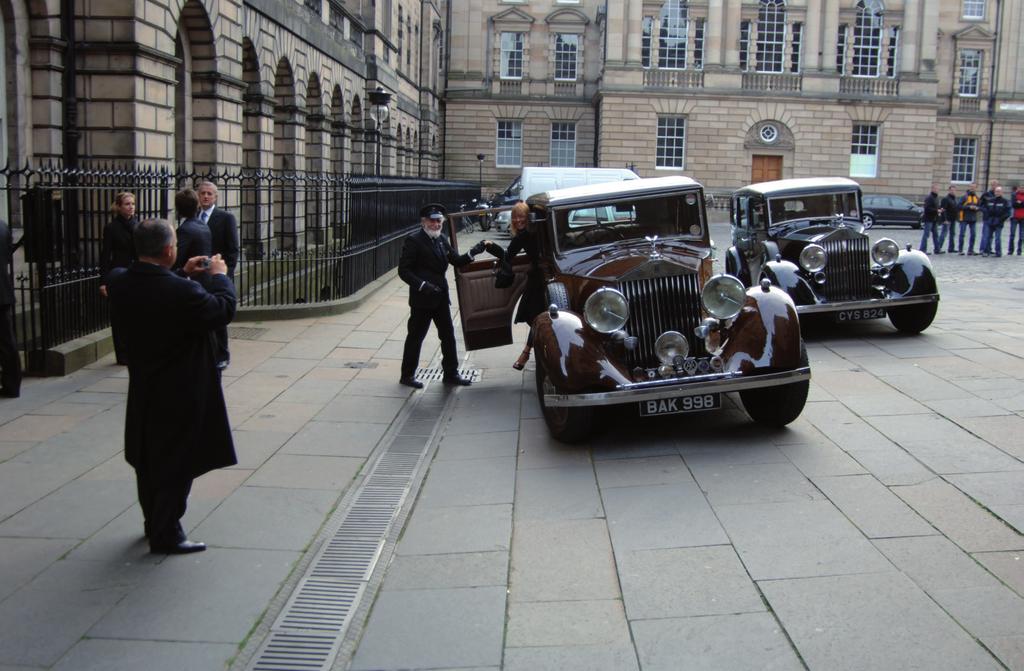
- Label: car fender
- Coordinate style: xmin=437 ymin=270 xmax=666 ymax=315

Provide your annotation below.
xmin=885 ymin=249 xmax=937 ymax=297
xmin=720 ymin=285 xmax=804 ymax=374
xmin=724 ymin=247 xmax=751 ymax=285
xmin=760 ymin=259 xmax=818 ymax=306
xmin=533 ymin=311 xmax=632 ymax=392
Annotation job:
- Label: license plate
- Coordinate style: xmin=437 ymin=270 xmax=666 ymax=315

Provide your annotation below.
xmin=835 ymin=307 xmax=887 ymax=322
xmin=639 ymin=393 xmax=721 ymax=416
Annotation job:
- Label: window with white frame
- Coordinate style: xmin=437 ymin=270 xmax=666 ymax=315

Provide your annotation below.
xmin=756 ymin=0 xmax=786 ymax=73
xmin=496 ymin=120 xmax=523 ymax=167
xmin=656 ymin=117 xmax=686 ymax=169
xmin=837 ymin=24 xmax=848 ymax=75
xmin=554 ymin=33 xmax=579 ymax=80
xmin=550 ymin=122 xmax=576 ymax=167
xmin=693 ymin=18 xmax=705 ymax=70
xmin=790 ymin=22 xmax=803 ymax=73
xmin=951 ymin=137 xmax=977 ymax=183
xmin=740 ymin=20 xmax=751 ymax=71
xmin=500 ymin=32 xmax=525 ymax=79
xmin=886 ymin=26 xmax=900 ymax=77
xmin=849 ymin=124 xmax=879 ymax=178
xmin=641 ymin=17 xmax=653 ymax=68
xmin=963 ymin=0 xmax=985 ymax=19
xmin=958 ymin=48 xmax=982 ymax=97
xmin=852 ymin=0 xmax=884 ymax=77
xmin=658 ymin=0 xmax=688 ymax=70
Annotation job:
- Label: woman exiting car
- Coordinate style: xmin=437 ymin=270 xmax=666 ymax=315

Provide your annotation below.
xmin=480 ymin=202 xmax=545 ymax=370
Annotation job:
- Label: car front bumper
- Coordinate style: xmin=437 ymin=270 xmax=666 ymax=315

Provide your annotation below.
xmin=544 ymin=367 xmax=811 ymax=408
xmin=795 ymin=293 xmax=939 ymax=315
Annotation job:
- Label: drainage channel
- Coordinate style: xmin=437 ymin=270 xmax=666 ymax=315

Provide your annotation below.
xmin=239 ymin=367 xmax=475 ymax=671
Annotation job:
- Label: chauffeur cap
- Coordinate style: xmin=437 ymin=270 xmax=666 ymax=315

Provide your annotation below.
xmin=419 ymin=203 xmax=447 ymax=220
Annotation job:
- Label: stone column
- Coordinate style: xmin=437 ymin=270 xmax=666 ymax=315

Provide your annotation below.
xmin=723 ymin=0 xmax=741 ymax=68
xmin=919 ymin=0 xmax=938 ymax=76
xmin=902 ymin=0 xmax=920 ymax=74
xmin=804 ymin=2 xmax=822 ymax=72
xmin=706 ymin=0 xmax=724 ymax=68
xmin=273 ymin=103 xmax=306 ymax=251
xmin=822 ymin=0 xmax=840 ymax=74
xmin=242 ymin=92 xmax=274 ymax=258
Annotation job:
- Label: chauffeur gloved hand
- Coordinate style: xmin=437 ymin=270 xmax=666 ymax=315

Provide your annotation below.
xmin=421 ymin=282 xmax=442 ymax=294
xmin=470 ymin=240 xmax=487 ymax=256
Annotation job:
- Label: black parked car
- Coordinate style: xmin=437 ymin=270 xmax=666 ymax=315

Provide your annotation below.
xmin=725 ymin=178 xmax=939 ymax=334
xmin=861 ymin=194 xmax=923 ymax=229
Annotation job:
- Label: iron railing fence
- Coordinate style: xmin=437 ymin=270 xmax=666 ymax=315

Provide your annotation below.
xmin=0 ymin=163 xmax=477 ymax=374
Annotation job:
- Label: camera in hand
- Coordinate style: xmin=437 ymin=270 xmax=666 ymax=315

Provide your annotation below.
xmin=199 ymin=257 xmax=211 ymax=269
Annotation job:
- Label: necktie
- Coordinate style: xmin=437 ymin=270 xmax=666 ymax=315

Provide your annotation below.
xmin=434 ymin=237 xmax=445 ymax=260
xmin=200 ymin=211 xmax=209 ymax=223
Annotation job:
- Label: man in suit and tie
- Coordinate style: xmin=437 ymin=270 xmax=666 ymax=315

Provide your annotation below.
xmin=398 ymin=203 xmax=485 ymax=389
xmin=197 ymin=181 xmax=239 ymax=368
xmin=173 ymin=188 xmax=211 ymax=271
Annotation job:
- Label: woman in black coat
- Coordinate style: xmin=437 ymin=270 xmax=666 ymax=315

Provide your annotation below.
xmin=100 ymin=192 xmax=138 ymax=364
xmin=483 ymin=201 xmax=546 ymax=370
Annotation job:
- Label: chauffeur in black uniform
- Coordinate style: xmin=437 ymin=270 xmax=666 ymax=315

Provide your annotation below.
xmin=398 ymin=203 xmax=485 ymax=389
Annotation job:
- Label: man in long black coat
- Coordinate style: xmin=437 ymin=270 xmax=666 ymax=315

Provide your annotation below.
xmin=107 ymin=218 xmax=237 ymax=554
xmin=0 ymin=220 xmax=21 ymax=397
xmin=398 ymin=203 xmax=484 ymax=389
xmin=197 ymin=180 xmax=239 ymax=368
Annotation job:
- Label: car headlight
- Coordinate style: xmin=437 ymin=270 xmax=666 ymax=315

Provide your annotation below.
xmin=799 ymin=244 xmax=828 ymax=272
xmin=871 ymin=238 xmax=900 ymax=267
xmin=655 ymin=331 xmax=689 ymax=365
xmin=583 ymin=287 xmax=629 ymax=334
xmin=701 ymin=274 xmax=746 ymax=320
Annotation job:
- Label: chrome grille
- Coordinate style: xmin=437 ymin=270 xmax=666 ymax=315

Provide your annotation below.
xmin=618 ymin=274 xmax=705 ymax=368
xmin=822 ymin=238 xmax=871 ymax=301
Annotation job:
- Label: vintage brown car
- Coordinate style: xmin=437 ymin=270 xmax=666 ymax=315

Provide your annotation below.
xmin=450 ymin=176 xmax=811 ymax=442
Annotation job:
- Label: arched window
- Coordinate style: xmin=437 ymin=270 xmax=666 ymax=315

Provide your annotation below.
xmin=756 ymin=0 xmax=786 ymax=73
xmin=852 ymin=0 xmax=884 ymax=77
xmin=658 ymin=0 xmax=688 ymax=70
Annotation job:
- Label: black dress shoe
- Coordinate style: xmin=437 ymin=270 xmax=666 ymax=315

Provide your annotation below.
xmin=442 ymin=374 xmax=472 ymax=386
xmin=151 ymin=540 xmax=207 ymax=555
xmin=399 ymin=377 xmax=424 ymax=389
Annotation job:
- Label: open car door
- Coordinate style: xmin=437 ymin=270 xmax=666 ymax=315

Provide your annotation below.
xmin=447 ymin=208 xmax=531 ymax=351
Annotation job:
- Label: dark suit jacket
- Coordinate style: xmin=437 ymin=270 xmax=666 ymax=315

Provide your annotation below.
xmin=0 ymin=220 xmax=15 ymax=307
xmin=99 ymin=215 xmax=137 ymax=281
xmin=174 ymin=218 xmax=212 ymax=271
xmin=204 ymin=207 xmax=240 ymax=277
xmin=108 ymin=263 xmax=237 ymax=480
xmin=398 ymin=229 xmax=473 ymax=310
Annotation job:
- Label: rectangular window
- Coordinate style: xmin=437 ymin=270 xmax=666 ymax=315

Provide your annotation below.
xmin=756 ymin=5 xmax=786 ymax=73
xmin=496 ymin=121 xmax=523 ymax=167
xmin=790 ymin=22 xmax=803 ymax=74
xmin=500 ymin=32 xmax=525 ymax=79
xmin=656 ymin=117 xmax=686 ymax=169
xmin=886 ymin=26 xmax=900 ymax=77
xmin=658 ymin=4 xmax=688 ymax=69
xmin=693 ymin=19 xmax=705 ymax=70
xmin=963 ymin=0 xmax=985 ymax=19
xmin=952 ymin=137 xmax=977 ymax=183
xmin=641 ymin=17 xmax=653 ymax=68
xmin=554 ymin=33 xmax=579 ymax=80
xmin=740 ymin=20 xmax=751 ymax=72
xmin=959 ymin=48 xmax=982 ymax=97
xmin=550 ymin=122 xmax=576 ymax=167
xmin=852 ymin=12 xmax=883 ymax=77
xmin=837 ymin=24 xmax=848 ymax=75
xmin=849 ymin=124 xmax=879 ymax=178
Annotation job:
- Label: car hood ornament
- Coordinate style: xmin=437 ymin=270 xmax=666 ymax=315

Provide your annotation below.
xmin=645 ymin=235 xmax=662 ymax=259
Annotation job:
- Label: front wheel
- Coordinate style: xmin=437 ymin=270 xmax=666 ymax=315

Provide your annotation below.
xmin=863 ymin=214 xmax=875 ymax=230
xmin=887 ymin=301 xmax=937 ymax=334
xmin=535 ymin=355 xmax=593 ymax=443
xmin=739 ymin=342 xmax=809 ymax=427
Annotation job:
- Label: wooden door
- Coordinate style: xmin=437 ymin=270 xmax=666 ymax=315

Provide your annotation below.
xmin=751 ymin=155 xmax=783 ymax=183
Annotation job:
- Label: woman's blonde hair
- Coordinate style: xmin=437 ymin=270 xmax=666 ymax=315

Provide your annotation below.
xmin=110 ymin=192 xmax=135 ymax=216
xmin=510 ymin=201 xmax=529 ymax=228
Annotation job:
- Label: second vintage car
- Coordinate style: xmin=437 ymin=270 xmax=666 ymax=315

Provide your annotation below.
xmin=725 ymin=178 xmax=940 ymax=335
xmin=449 ymin=176 xmax=811 ymax=442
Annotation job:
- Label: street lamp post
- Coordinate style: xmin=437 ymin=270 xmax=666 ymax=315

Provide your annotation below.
xmin=476 ymin=153 xmax=485 ymax=191
xmin=368 ymin=86 xmax=392 ymax=176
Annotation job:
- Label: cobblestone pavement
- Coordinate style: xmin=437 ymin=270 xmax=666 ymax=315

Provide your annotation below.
xmin=0 ymin=224 xmax=1021 ymax=670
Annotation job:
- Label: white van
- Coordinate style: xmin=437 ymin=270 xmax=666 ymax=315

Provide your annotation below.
xmin=491 ymin=167 xmax=639 ymax=231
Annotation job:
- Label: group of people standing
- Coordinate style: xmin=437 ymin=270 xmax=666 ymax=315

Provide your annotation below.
xmin=920 ymin=180 xmax=1024 ymax=257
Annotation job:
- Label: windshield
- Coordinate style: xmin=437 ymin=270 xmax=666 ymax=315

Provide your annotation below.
xmin=555 ymin=192 xmax=705 ymax=253
xmin=767 ymin=192 xmax=861 ymax=226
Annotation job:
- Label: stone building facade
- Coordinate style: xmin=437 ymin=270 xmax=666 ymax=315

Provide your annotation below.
xmin=445 ymin=0 xmax=1024 ymax=199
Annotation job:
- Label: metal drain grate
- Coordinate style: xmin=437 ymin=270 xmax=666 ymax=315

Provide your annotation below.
xmin=413 ymin=366 xmax=482 ymax=382
xmin=228 ymin=326 xmax=269 ymax=340
xmin=274 ymin=579 xmax=364 ymax=631
xmin=374 ymin=453 xmax=420 ymax=477
xmin=312 ymin=538 xmax=384 ymax=581
xmin=251 ymin=631 xmax=339 ymax=671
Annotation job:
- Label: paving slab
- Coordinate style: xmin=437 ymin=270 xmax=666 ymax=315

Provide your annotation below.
xmin=715 ymin=500 xmax=893 ymax=580
xmin=52 ymin=638 xmax=236 ymax=671
xmin=509 ymin=518 xmax=619 ymax=603
xmin=0 ymin=538 xmax=79 ymax=602
xmin=593 ymin=454 xmax=693 ymax=489
xmin=516 ymin=419 xmax=594 ymax=469
xmin=618 ymin=545 xmax=764 ymax=620
xmin=760 ymin=572 xmax=1003 ymax=670
xmin=314 ymin=394 xmax=405 ymax=424
xmin=602 ymin=483 xmax=728 ymax=552
xmin=434 ymin=430 xmax=519 ymax=461
xmin=243 ymin=453 xmax=363 ymax=491
xmin=396 ymin=504 xmax=512 ymax=556
xmin=972 ymin=550 xmax=1024 ymax=597
xmin=513 ymin=466 xmax=603 ymax=521
xmin=0 ymin=478 xmax=135 ymax=539
xmin=382 ymin=551 xmax=508 ymax=590
xmin=631 ymin=613 xmax=803 ymax=671
xmin=688 ymin=461 xmax=826 ymax=506
xmin=280 ymin=420 xmax=387 ymax=458
xmin=776 ymin=440 xmax=867 ymax=477
xmin=504 ymin=644 xmax=639 ymax=671
xmin=89 ymin=548 xmax=299 ymax=643
xmin=417 ymin=456 xmax=516 ymax=507
xmin=813 ymin=474 xmax=936 ymax=538
xmin=505 ymin=599 xmax=632 ymax=648
xmin=349 ymin=586 xmax=506 ymax=670
xmin=868 ymin=414 xmax=1024 ymax=474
